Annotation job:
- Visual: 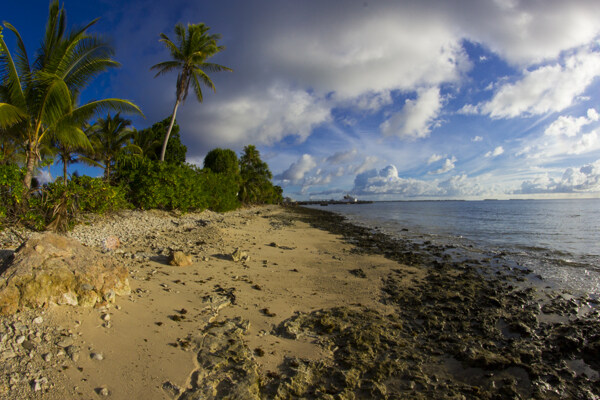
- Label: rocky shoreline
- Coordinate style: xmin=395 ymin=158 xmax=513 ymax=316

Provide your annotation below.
xmin=0 ymin=205 xmax=598 ymax=399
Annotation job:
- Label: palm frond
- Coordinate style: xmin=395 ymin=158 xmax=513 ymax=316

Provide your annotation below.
xmin=197 ymin=62 xmax=232 ymax=74
xmin=0 ymin=103 xmax=27 ymax=128
xmin=150 ymin=60 xmax=182 ymax=77
xmin=0 ymin=32 xmax=27 ymax=110
xmin=2 ymin=22 xmax=31 ymax=79
xmin=70 ymin=99 xmax=144 ymax=123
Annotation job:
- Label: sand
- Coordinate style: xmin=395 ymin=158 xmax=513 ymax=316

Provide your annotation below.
xmin=41 ymin=205 xmax=409 ymax=399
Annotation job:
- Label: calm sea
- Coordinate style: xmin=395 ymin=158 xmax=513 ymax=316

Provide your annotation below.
xmin=307 ymin=199 xmax=600 ymax=297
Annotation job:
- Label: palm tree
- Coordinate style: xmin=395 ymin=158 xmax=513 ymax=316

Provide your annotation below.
xmin=0 ymin=1 xmax=143 ymax=194
xmin=87 ymin=113 xmax=140 ymax=181
xmin=151 ymin=23 xmax=231 ymax=162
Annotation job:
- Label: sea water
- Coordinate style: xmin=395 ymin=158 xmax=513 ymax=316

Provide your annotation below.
xmin=307 ymin=199 xmax=600 ymax=297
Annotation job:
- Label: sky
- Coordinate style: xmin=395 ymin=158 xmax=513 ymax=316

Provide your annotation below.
xmin=4 ymin=0 xmax=600 ymax=200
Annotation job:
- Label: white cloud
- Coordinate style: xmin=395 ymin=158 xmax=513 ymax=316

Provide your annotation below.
xmin=485 ymin=146 xmax=505 ymax=157
xmin=352 ymin=165 xmax=486 ymax=198
xmin=515 ymin=159 xmax=600 ymax=194
xmin=545 ymin=108 xmax=599 ymax=137
xmin=429 ymin=157 xmax=457 ymax=174
xmin=427 ymin=153 xmax=444 ymax=164
xmin=479 ymin=50 xmax=600 ymax=118
xmin=275 ymin=154 xmax=318 ymax=183
xmin=36 ymin=170 xmax=53 ymax=185
xmin=380 ymin=87 xmax=443 ymax=139
xmin=472 ymin=135 xmax=483 ymax=142
xmin=183 ymin=84 xmax=332 ymax=151
xmin=352 ymin=156 xmax=379 ymax=175
xmin=326 ymin=149 xmax=358 ymax=164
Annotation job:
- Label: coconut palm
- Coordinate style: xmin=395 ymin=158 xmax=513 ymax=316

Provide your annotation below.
xmin=151 ymin=23 xmax=231 ymax=162
xmin=87 ymin=113 xmax=141 ymax=181
xmin=0 ymin=1 xmax=143 ymax=193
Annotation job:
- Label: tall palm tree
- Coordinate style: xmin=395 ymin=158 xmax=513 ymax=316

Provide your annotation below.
xmin=87 ymin=113 xmax=140 ymax=181
xmin=151 ymin=23 xmax=231 ymax=162
xmin=0 ymin=1 xmax=143 ymax=194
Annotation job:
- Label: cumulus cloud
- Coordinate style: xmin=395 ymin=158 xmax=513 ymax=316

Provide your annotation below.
xmin=478 ymin=51 xmax=600 ymax=118
xmin=427 ymin=154 xmax=444 ymax=165
xmin=545 ymin=108 xmax=599 ymax=137
xmin=485 ymin=146 xmax=505 ymax=157
xmin=275 ymin=154 xmax=318 ymax=183
xmin=352 ymin=164 xmax=485 ymax=198
xmin=472 ymin=136 xmax=483 ymax=142
xmin=515 ymin=160 xmax=600 ymax=194
xmin=380 ymin=87 xmax=443 ymax=139
xmin=182 ymin=84 xmax=331 ymax=153
xmin=429 ymin=157 xmax=457 ymax=174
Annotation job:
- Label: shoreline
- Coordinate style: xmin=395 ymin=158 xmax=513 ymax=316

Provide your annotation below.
xmin=0 ymin=205 xmax=598 ymax=399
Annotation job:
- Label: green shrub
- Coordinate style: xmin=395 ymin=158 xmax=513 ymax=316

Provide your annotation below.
xmin=0 ymin=163 xmax=25 ymax=222
xmin=114 ymin=156 xmax=208 ymax=211
xmin=200 ymin=170 xmax=240 ymax=212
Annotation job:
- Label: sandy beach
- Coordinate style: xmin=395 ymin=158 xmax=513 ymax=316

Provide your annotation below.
xmin=0 ymin=205 xmax=598 ymax=399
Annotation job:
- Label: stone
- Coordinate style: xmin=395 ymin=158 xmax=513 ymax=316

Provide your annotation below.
xmin=101 ymin=314 xmax=110 ymax=322
xmin=169 ymin=251 xmax=193 ymax=267
xmin=103 ymin=236 xmax=120 ymax=251
xmin=96 ymin=386 xmax=110 ymax=396
xmin=32 ymin=316 xmax=43 ymax=324
xmin=230 ymin=248 xmax=250 ymax=262
xmin=57 ymin=337 xmax=74 ymax=348
xmin=91 ymin=352 xmax=104 ymax=361
xmin=0 ymin=233 xmax=131 ymax=315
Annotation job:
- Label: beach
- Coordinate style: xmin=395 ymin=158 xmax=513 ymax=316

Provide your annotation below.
xmin=0 ymin=205 xmax=598 ymax=399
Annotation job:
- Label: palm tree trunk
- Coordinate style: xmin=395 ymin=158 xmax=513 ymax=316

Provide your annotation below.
xmin=23 ymin=142 xmax=37 ymax=193
xmin=159 ymin=99 xmax=181 ymax=162
xmin=63 ymin=156 xmax=68 ymax=185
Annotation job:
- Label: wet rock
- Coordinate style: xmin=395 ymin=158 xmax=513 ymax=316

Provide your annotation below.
xmin=0 ymin=233 xmax=130 ymax=315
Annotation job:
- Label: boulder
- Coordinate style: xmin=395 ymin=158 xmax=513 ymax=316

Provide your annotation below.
xmin=169 ymin=251 xmax=193 ymax=267
xmin=0 ymin=233 xmax=130 ymax=315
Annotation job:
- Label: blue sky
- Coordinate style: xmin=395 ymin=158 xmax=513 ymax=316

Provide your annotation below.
xmin=4 ymin=0 xmax=600 ymax=200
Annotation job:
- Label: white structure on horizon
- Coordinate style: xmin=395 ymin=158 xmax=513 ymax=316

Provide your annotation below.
xmin=343 ymin=194 xmax=358 ymax=203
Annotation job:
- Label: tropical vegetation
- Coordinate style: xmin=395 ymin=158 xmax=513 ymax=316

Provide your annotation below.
xmin=0 ymin=1 xmax=282 ymax=232
xmin=151 ymin=23 xmax=232 ymax=162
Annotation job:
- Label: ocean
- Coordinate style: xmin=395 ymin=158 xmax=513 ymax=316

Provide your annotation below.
xmin=307 ymin=199 xmax=600 ymax=298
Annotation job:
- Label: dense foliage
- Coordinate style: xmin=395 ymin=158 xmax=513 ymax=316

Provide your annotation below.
xmin=113 ymin=155 xmax=240 ymax=212
xmin=239 ymin=145 xmax=283 ymax=204
xmin=204 ymin=148 xmax=239 ymax=175
xmin=133 ymin=117 xmax=187 ymax=164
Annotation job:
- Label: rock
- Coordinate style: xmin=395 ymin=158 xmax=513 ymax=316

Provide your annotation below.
xmin=162 ymin=381 xmax=181 ymax=397
xmin=42 ymin=353 xmax=52 ymax=362
xmin=16 ymin=335 xmax=25 ymax=344
xmin=91 ymin=352 xmax=104 ymax=361
xmin=169 ymin=251 xmax=193 ymax=267
xmin=32 ymin=316 xmax=43 ymax=324
xmin=101 ymin=314 xmax=110 ymax=322
xmin=57 ymin=337 xmax=74 ymax=348
xmin=349 ymin=268 xmax=367 ymax=278
xmin=96 ymin=386 xmax=110 ymax=396
xmin=178 ymin=318 xmax=259 ymax=400
xmin=230 ymin=248 xmax=250 ymax=262
xmin=66 ymin=345 xmax=80 ymax=362
xmin=103 ymin=236 xmax=120 ymax=250
xmin=0 ymin=233 xmax=131 ymax=315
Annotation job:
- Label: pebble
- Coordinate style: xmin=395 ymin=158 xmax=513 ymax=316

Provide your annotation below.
xmin=32 ymin=317 xmax=43 ymax=325
xmin=101 ymin=314 xmax=110 ymax=322
xmin=91 ymin=352 xmax=104 ymax=361
xmin=16 ymin=335 xmax=25 ymax=344
xmin=97 ymin=386 xmax=109 ymax=396
xmin=57 ymin=337 xmax=74 ymax=348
